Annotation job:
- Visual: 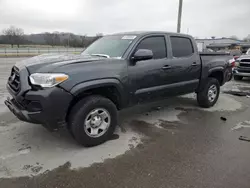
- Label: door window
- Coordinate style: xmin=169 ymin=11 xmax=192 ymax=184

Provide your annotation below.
xmin=135 ymin=36 xmax=167 ymax=59
xmin=170 ymin=37 xmax=194 ymax=57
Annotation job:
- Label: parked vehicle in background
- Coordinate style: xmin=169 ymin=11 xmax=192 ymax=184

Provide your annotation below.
xmin=233 ymin=55 xmax=250 ymax=80
xmin=5 ymin=31 xmax=233 ymax=147
xmin=230 ymin=49 xmax=242 ymax=60
xmin=217 ymin=49 xmax=242 ymax=60
xmin=203 ymin=49 xmax=214 ymax=52
xmin=246 ymin=48 xmax=250 ymax=55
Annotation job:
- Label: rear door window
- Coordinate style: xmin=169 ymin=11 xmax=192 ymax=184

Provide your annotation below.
xmin=170 ymin=36 xmax=194 ymax=57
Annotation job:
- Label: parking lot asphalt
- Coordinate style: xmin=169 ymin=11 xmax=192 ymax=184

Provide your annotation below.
xmin=0 ymin=58 xmax=250 ymax=188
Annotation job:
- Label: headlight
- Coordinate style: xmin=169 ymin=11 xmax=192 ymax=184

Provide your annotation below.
xmin=235 ymin=61 xmax=240 ymax=67
xmin=29 ymin=73 xmax=68 ymax=88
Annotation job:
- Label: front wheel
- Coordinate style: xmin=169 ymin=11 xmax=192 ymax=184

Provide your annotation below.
xmin=68 ymin=95 xmax=118 ymax=147
xmin=197 ymin=78 xmax=220 ymax=108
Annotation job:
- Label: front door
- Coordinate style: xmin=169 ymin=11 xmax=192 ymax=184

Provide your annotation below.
xmin=128 ymin=35 xmax=173 ymax=103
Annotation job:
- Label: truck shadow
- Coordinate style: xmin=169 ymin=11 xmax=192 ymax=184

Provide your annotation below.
xmin=119 ymin=95 xmax=197 ymax=124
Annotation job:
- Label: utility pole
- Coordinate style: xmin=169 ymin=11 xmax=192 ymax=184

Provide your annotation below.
xmin=68 ymin=33 xmax=70 ymax=47
xmin=177 ymin=0 xmax=183 ymax=33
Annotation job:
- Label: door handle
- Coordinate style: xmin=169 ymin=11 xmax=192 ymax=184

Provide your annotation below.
xmin=192 ymin=62 xmax=198 ymax=66
xmin=162 ymin=65 xmax=171 ymax=70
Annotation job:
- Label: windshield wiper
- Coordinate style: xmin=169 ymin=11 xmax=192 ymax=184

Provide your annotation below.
xmin=91 ymin=54 xmax=110 ymax=58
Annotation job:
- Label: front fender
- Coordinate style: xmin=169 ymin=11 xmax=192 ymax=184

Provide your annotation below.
xmin=70 ymin=78 xmax=124 ymax=96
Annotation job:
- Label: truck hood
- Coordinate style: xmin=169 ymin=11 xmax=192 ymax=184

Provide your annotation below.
xmin=15 ymin=53 xmax=104 ymax=73
xmin=238 ymin=55 xmax=250 ymax=61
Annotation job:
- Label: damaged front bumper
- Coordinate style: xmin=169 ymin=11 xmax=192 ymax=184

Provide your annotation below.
xmin=5 ymin=66 xmax=73 ymax=130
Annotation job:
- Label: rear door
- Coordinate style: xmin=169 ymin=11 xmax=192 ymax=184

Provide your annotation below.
xmin=167 ymin=36 xmax=201 ymax=94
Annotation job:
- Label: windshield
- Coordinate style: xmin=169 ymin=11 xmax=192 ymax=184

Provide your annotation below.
xmin=81 ymin=35 xmax=136 ymax=58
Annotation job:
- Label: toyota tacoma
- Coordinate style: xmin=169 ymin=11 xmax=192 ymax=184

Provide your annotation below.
xmin=5 ymin=31 xmax=233 ymax=146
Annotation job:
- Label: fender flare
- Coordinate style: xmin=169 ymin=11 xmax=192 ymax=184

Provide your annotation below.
xmin=208 ymin=66 xmax=224 ymax=75
xmin=70 ymin=78 xmax=124 ymax=97
xmin=197 ymin=67 xmax=225 ymax=92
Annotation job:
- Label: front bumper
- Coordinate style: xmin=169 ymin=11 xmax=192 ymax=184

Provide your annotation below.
xmin=233 ymin=69 xmax=250 ymax=77
xmin=5 ymin=86 xmax=73 ymax=130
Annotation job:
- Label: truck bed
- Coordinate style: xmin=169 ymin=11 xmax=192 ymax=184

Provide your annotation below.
xmin=200 ymin=52 xmax=232 ymax=65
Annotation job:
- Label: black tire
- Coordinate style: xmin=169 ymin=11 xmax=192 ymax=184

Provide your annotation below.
xmin=225 ymin=68 xmax=233 ymax=81
xmin=197 ymin=78 xmax=220 ymax=108
xmin=68 ymin=95 xmax=118 ymax=147
xmin=234 ymin=75 xmax=243 ymax=80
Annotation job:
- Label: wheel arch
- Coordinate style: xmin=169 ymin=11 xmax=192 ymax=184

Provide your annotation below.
xmin=66 ymin=79 xmax=125 ymax=123
xmin=208 ymin=69 xmax=224 ymax=86
xmin=197 ymin=67 xmax=224 ymax=93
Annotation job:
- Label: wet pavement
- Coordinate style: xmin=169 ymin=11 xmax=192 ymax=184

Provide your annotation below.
xmin=0 ymin=58 xmax=250 ymax=188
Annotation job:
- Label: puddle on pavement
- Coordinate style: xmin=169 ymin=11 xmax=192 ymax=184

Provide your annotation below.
xmin=0 ymin=122 xmax=142 ymax=178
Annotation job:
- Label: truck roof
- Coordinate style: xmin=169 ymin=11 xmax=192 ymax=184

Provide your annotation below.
xmin=111 ymin=31 xmax=192 ymax=38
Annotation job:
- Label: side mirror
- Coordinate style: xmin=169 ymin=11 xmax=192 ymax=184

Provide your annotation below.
xmin=132 ymin=49 xmax=153 ymax=61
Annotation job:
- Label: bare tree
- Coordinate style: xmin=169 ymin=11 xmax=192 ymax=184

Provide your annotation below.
xmin=2 ymin=26 xmax=24 ymax=48
xmin=43 ymin=31 xmax=61 ymax=47
xmin=80 ymin=35 xmax=87 ymax=47
xmin=52 ymin=32 xmax=60 ymax=46
xmin=69 ymin=34 xmax=81 ymax=47
xmin=91 ymin=33 xmax=103 ymax=43
xmin=43 ymin=32 xmax=53 ymax=46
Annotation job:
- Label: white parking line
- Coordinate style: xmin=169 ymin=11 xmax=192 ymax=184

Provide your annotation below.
xmin=232 ymin=121 xmax=250 ymax=131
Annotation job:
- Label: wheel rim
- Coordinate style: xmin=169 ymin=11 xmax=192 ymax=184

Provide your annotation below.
xmin=84 ymin=108 xmax=111 ymax=138
xmin=208 ymin=84 xmax=217 ymax=102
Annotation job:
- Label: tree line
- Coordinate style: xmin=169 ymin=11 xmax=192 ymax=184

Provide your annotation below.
xmin=0 ymin=26 xmax=103 ymax=48
xmin=1 ymin=26 xmax=250 ymax=48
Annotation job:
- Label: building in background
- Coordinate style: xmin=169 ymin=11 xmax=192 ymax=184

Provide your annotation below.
xmin=196 ymin=38 xmax=250 ymax=53
xmin=196 ymin=38 xmax=241 ymax=51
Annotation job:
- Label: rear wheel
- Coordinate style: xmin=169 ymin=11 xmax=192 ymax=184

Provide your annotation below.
xmin=234 ymin=75 xmax=243 ymax=80
xmin=68 ymin=95 xmax=118 ymax=147
xmin=197 ymin=78 xmax=220 ymax=108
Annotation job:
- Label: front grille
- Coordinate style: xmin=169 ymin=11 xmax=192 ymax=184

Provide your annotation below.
xmin=241 ymin=59 xmax=250 ymax=62
xmin=8 ymin=66 xmax=21 ymax=93
xmin=239 ymin=63 xmax=250 ymax=68
xmin=239 ymin=59 xmax=250 ymax=68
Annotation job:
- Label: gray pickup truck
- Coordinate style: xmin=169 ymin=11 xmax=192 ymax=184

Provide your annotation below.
xmin=233 ymin=55 xmax=250 ymax=80
xmin=5 ymin=31 xmax=233 ymax=146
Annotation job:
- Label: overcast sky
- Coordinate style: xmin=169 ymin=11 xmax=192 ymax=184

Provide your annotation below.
xmin=0 ymin=0 xmax=249 ymax=38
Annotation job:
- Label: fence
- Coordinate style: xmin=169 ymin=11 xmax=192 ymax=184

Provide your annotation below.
xmin=0 ymin=47 xmax=84 ymax=57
